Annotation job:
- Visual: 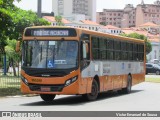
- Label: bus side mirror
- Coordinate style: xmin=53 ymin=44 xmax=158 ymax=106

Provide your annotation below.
xmin=82 ymin=42 xmax=88 ymax=59
xmin=16 ymin=41 xmax=20 ymax=52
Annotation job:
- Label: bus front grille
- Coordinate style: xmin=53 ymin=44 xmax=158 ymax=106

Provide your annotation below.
xmin=28 ymin=84 xmax=64 ymax=92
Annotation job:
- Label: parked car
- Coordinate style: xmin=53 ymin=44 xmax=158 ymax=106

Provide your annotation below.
xmin=150 ymin=59 xmax=160 ymax=64
xmin=146 ymin=63 xmax=160 ymax=75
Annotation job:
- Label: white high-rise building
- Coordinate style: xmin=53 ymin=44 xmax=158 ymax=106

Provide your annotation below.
xmin=52 ymin=0 xmax=96 ymax=22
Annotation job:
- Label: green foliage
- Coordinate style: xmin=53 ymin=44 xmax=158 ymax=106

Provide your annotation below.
xmin=5 ymin=39 xmax=20 ymax=62
xmin=5 ymin=39 xmax=21 ymax=76
xmin=0 ymin=0 xmax=50 ymax=76
xmin=10 ymin=8 xmax=50 ymax=40
xmin=55 ymin=15 xmax=64 ymax=26
xmin=120 ymin=33 xmax=152 ymax=54
xmin=0 ymin=0 xmax=50 ymax=48
xmin=0 ymin=0 xmax=14 ymax=48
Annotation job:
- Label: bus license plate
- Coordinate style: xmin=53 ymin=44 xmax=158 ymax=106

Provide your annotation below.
xmin=41 ymin=87 xmax=51 ymax=92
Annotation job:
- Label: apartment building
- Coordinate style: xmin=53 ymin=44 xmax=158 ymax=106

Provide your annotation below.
xmin=136 ymin=0 xmax=160 ymax=26
xmin=97 ymin=9 xmax=123 ymax=28
xmin=43 ymin=16 xmax=102 ymax=31
xmin=97 ymin=4 xmax=135 ymax=28
xmin=52 ymin=0 xmax=96 ymax=22
xmin=97 ymin=0 xmax=160 ymax=28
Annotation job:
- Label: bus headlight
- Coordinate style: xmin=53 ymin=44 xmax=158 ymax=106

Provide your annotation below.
xmin=21 ymin=75 xmax=28 ymax=85
xmin=65 ymin=76 xmax=78 ymax=87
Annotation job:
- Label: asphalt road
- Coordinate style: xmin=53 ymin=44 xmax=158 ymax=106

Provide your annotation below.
xmin=0 ymin=82 xmax=160 ymax=111
xmin=145 ymin=74 xmax=160 ymax=78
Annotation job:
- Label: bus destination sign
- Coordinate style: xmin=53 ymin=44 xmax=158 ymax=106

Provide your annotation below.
xmin=25 ymin=28 xmax=77 ymax=37
xmin=33 ymin=30 xmax=69 ymax=36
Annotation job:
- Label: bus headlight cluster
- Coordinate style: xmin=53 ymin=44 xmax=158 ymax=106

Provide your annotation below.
xmin=21 ymin=75 xmax=28 ymax=85
xmin=65 ymin=76 xmax=78 ymax=87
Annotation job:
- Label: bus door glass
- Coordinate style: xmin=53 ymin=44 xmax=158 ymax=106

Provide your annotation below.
xmin=80 ymin=34 xmax=90 ymax=70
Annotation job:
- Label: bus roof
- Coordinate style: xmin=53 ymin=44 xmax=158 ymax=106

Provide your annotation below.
xmin=24 ymin=26 xmax=145 ymax=44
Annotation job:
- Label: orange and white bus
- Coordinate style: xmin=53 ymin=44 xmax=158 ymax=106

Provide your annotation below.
xmin=18 ymin=26 xmax=145 ymax=101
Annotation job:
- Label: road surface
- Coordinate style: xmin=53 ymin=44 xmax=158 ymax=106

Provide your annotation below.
xmin=0 ymin=82 xmax=160 ymax=111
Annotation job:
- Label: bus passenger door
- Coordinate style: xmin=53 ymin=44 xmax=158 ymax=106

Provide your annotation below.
xmin=80 ymin=34 xmax=91 ymax=93
xmin=80 ymin=34 xmax=90 ymax=71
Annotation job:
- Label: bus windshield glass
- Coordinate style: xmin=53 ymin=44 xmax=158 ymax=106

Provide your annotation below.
xmin=22 ymin=40 xmax=78 ymax=69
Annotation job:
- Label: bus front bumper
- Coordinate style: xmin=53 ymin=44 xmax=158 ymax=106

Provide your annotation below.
xmin=21 ymin=80 xmax=80 ymax=95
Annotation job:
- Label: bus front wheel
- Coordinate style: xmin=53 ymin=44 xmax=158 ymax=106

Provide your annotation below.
xmin=40 ymin=94 xmax=56 ymax=102
xmin=82 ymin=79 xmax=99 ymax=101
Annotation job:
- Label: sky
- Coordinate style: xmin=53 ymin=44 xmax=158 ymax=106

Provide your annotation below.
xmin=14 ymin=0 xmax=156 ymax=13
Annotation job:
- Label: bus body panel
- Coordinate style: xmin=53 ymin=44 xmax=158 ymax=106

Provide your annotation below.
xmin=81 ymin=61 xmax=145 ymax=92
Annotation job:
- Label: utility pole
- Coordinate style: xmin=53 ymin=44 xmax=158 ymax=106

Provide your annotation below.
xmin=37 ymin=0 xmax=42 ymax=18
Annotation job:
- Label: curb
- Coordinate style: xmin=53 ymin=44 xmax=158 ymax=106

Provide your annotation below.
xmin=0 ymin=94 xmax=39 ymax=98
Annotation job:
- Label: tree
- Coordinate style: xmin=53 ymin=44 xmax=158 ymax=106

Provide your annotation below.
xmin=0 ymin=0 xmax=50 ymax=45
xmin=6 ymin=9 xmax=50 ymax=76
xmin=55 ymin=15 xmax=64 ymax=26
xmin=0 ymin=0 xmax=50 ymax=75
xmin=9 ymin=8 xmax=50 ymax=40
xmin=120 ymin=33 xmax=152 ymax=54
xmin=5 ymin=39 xmax=20 ymax=76
xmin=0 ymin=0 xmax=15 ymax=50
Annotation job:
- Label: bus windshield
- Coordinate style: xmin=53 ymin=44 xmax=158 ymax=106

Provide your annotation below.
xmin=22 ymin=40 xmax=78 ymax=69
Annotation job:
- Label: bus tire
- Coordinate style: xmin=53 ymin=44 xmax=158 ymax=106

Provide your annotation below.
xmin=82 ymin=79 xmax=99 ymax=101
xmin=40 ymin=94 xmax=56 ymax=102
xmin=122 ymin=75 xmax=132 ymax=94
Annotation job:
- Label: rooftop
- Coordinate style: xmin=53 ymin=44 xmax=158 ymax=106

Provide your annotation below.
xmin=139 ymin=22 xmax=159 ymax=27
xmin=43 ymin=16 xmax=71 ymax=24
xmin=81 ymin=20 xmax=100 ymax=26
xmin=103 ymin=25 xmax=121 ymax=30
